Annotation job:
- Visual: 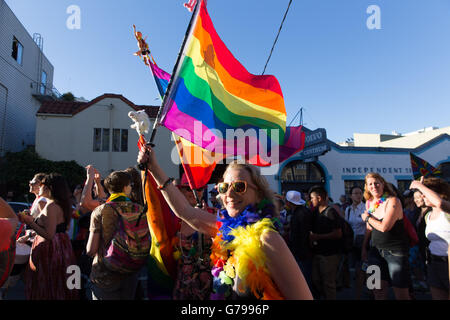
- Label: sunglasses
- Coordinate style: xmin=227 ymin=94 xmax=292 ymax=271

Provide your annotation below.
xmin=217 ymin=181 xmax=254 ymax=195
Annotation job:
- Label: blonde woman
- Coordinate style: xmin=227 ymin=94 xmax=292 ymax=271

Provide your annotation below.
xmin=138 ymin=146 xmax=312 ymax=300
xmin=361 ymin=172 xmax=411 ymax=300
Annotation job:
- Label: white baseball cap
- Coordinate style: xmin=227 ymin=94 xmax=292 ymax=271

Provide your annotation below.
xmin=286 ymin=190 xmax=306 ymax=206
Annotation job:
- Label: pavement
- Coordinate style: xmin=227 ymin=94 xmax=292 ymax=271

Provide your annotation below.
xmin=1 ymin=266 xmax=432 ymax=301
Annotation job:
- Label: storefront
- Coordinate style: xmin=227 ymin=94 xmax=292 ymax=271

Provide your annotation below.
xmin=267 ymin=128 xmax=450 ymax=202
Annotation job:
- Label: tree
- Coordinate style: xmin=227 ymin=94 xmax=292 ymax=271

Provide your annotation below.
xmin=61 ymin=92 xmax=75 ymax=101
xmin=0 ymin=147 xmax=85 ymax=202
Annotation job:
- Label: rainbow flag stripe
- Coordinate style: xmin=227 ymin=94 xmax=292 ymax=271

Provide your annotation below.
xmin=160 ymin=0 xmax=286 ymax=154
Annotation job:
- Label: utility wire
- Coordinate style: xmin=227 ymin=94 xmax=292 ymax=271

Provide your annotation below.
xmin=262 ymin=0 xmax=293 ymax=75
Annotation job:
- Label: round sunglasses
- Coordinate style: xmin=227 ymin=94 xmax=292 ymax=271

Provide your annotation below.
xmin=217 ymin=180 xmax=255 ymax=195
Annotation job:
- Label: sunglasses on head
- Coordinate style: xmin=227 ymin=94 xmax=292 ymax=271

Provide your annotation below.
xmin=217 ymin=180 xmax=252 ymax=195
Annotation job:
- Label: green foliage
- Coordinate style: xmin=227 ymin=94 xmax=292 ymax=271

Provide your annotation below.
xmin=60 ymin=92 xmax=75 ymax=101
xmin=0 ymin=147 xmax=85 ymax=202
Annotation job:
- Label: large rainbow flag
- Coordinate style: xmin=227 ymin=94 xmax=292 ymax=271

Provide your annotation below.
xmin=159 ymin=0 xmax=287 ymax=162
xmin=147 ymin=57 xmax=305 ymax=167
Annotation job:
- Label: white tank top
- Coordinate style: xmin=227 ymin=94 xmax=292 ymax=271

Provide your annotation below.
xmin=425 ymin=211 xmax=450 ymax=257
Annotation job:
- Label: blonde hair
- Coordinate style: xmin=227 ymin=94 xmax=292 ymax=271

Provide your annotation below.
xmin=363 ymin=172 xmax=396 ymax=201
xmin=223 ymin=161 xmax=278 ymax=215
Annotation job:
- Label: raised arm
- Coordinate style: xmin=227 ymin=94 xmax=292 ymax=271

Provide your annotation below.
xmin=80 ymin=165 xmax=102 ymax=211
xmin=93 ymin=169 xmax=107 ymax=200
xmin=138 ymin=146 xmax=217 ymax=237
xmin=410 ymin=178 xmax=450 ymax=213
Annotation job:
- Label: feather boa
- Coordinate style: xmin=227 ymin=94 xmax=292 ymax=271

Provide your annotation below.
xmin=210 ymin=200 xmax=284 ymax=300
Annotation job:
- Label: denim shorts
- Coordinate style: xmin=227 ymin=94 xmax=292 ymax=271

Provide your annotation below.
xmin=368 ymin=247 xmax=411 ymax=288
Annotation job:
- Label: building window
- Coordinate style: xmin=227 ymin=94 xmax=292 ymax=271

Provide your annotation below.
xmin=344 ymin=180 xmax=365 ymax=197
xmin=93 ymin=128 xmax=110 ymax=152
xmin=112 ymin=129 xmax=128 ymax=152
xmin=12 ymin=37 xmax=24 ymax=65
xmin=397 ymin=180 xmax=412 ymax=195
xmin=40 ymin=71 xmax=47 ymax=95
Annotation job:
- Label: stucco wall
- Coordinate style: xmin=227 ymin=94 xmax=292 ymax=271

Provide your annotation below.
xmin=36 ymin=97 xmax=178 ymax=178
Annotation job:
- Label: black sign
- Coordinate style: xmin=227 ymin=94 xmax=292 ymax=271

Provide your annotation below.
xmin=304 ymin=128 xmax=327 ymax=147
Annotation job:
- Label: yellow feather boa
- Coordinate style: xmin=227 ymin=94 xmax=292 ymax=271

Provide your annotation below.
xmin=222 ymin=218 xmax=284 ymax=300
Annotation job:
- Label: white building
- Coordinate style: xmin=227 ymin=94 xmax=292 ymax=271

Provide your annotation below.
xmin=36 ymin=94 xmax=178 ymax=178
xmin=0 ymin=0 xmax=56 ymax=154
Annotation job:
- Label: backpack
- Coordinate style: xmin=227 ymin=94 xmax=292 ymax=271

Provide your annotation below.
xmin=329 ymin=207 xmax=354 ymax=254
xmin=102 ymin=202 xmax=151 ymax=274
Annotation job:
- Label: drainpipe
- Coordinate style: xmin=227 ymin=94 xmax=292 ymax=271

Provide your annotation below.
xmin=108 ymin=103 xmax=113 ymax=173
xmin=0 ymin=82 xmax=8 ymax=155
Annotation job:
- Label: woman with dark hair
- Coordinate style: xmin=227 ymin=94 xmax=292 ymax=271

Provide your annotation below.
xmin=124 ymin=166 xmax=144 ymax=206
xmin=361 ymin=173 xmax=411 ymax=300
xmin=86 ymin=170 xmax=148 ymax=300
xmin=410 ymin=177 xmax=450 ymax=300
xmin=19 ymin=173 xmax=78 ymax=300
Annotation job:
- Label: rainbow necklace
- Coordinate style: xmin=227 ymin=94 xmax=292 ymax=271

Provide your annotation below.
xmin=367 ymin=193 xmax=388 ymax=214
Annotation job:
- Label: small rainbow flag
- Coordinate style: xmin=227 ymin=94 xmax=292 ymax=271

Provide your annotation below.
xmin=160 ymin=0 xmax=287 ymax=161
xmin=410 ymin=153 xmax=441 ymax=180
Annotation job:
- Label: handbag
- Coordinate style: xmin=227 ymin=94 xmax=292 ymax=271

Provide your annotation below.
xmin=403 ymin=213 xmax=419 ymax=247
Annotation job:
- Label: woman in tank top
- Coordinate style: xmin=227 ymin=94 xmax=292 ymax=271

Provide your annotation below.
xmin=410 ymin=177 xmax=450 ymax=300
xmin=361 ymin=172 xmax=411 ymax=300
xmin=19 ymin=173 xmax=78 ymax=300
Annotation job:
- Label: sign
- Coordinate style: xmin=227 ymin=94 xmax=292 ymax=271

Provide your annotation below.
xmin=298 ymin=143 xmax=330 ymax=159
xmin=304 ymin=128 xmax=327 ymax=148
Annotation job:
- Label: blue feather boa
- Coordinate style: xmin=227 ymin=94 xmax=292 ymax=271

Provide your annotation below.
xmin=218 ymin=199 xmax=281 ymax=243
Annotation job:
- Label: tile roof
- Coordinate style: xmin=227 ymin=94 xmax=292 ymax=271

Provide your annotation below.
xmin=37 ymin=93 xmax=160 ymax=119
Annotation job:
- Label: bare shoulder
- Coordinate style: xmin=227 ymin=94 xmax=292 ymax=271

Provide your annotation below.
xmin=260 ymin=229 xmax=286 ymax=249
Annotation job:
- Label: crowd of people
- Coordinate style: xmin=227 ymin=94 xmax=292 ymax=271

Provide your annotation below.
xmin=0 ymin=151 xmax=449 ymax=300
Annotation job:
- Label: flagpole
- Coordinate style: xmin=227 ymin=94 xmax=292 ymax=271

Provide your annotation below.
xmin=147 ymin=0 xmax=201 ymax=146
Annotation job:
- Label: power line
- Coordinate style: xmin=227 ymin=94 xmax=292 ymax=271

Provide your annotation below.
xmin=262 ymin=0 xmax=293 ymax=75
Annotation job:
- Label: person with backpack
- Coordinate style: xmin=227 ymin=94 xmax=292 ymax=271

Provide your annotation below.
xmin=361 ymin=173 xmax=411 ymax=300
xmin=345 ymin=186 xmax=367 ymax=299
xmin=86 ymin=170 xmax=150 ymax=300
xmin=309 ymin=186 xmax=343 ymax=300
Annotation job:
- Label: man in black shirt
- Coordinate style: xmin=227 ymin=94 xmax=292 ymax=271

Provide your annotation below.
xmin=286 ymin=190 xmax=313 ymax=291
xmin=309 ymin=186 xmax=343 ymax=300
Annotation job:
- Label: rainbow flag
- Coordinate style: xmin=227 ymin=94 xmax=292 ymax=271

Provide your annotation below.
xmin=410 ymin=153 xmax=441 ymax=180
xmin=160 ymin=0 xmax=287 ymax=161
xmin=149 ymin=58 xmax=305 ymax=166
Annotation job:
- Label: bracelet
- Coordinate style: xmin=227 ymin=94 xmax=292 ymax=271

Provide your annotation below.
xmin=365 ymin=215 xmax=371 ymax=223
xmin=158 ymin=177 xmax=174 ymax=190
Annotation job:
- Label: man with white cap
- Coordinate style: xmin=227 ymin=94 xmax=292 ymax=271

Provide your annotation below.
xmin=286 ymin=190 xmax=314 ymax=292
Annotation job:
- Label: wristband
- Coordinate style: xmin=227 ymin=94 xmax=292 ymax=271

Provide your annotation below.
xmin=158 ymin=177 xmax=174 ymax=190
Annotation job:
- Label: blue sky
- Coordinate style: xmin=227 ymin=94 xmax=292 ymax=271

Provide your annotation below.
xmin=5 ymin=0 xmax=450 ymax=143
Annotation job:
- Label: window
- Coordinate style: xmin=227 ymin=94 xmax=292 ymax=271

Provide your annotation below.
xmin=40 ymin=71 xmax=47 ymax=95
xmin=344 ymin=180 xmax=365 ymax=197
xmin=11 ymin=37 xmax=23 ymax=65
xmin=112 ymin=129 xmax=128 ymax=152
xmin=93 ymin=128 xmax=110 ymax=152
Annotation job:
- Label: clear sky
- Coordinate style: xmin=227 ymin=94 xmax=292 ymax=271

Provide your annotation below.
xmin=5 ymin=0 xmax=450 ymax=143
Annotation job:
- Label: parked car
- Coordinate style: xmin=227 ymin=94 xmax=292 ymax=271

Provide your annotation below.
xmin=7 ymin=202 xmax=31 ymax=214
xmin=7 ymin=202 xmax=31 ymax=238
